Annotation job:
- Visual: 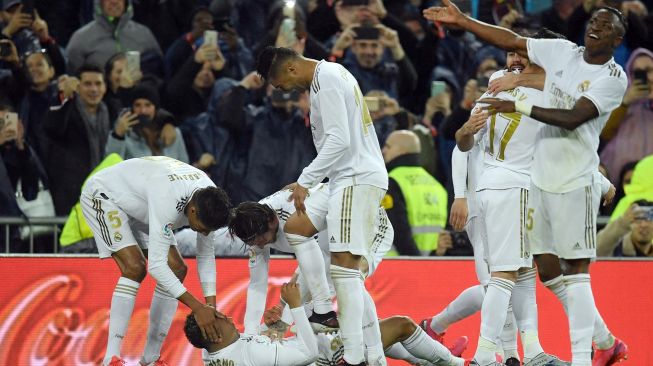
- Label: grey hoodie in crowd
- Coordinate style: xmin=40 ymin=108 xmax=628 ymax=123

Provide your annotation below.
xmin=66 ymin=0 xmax=162 ymax=73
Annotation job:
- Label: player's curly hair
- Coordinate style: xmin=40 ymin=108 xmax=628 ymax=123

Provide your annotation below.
xmin=184 ymin=313 xmax=211 ymax=349
xmin=228 ymin=202 xmax=276 ymax=244
xmin=255 ymin=46 xmax=300 ymax=81
xmin=194 ymin=186 xmax=232 ymax=231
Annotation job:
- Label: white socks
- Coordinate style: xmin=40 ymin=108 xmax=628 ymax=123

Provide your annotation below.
xmin=543 ymin=275 xmax=614 ymax=350
xmin=331 ymin=264 xmax=365 ymax=364
xmin=104 ymin=277 xmax=139 ymax=366
xmin=430 ymin=284 xmax=485 ymax=334
xmin=565 ymin=274 xmax=595 ymax=366
xmin=512 ymin=269 xmax=544 ymax=361
xmin=362 ymin=288 xmax=386 ymax=365
xmin=141 ymin=285 xmax=178 ymax=365
xmin=474 ymin=277 xmax=514 ymax=365
xmin=287 ymin=233 xmax=333 ymax=314
xmin=402 ymin=327 xmax=462 ymax=366
xmin=384 ymin=343 xmax=423 ymax=365
xmin=500 ymin=305 xmax=519 ymax=361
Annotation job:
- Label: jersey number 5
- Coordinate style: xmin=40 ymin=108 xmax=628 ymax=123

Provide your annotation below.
xmin=488 ymin=112 xmax=522 ymax=161
xmin=353 ymin=85 xmax=373 ymax=135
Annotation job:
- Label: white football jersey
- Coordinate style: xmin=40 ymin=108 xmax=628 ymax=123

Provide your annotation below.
xmin=299 ymin=60 xmax=388 ymax=193
xmin=476 ymin=70 xmax=541 ymax=191
xmin=527 ymin=38 xmax=628 ymax=193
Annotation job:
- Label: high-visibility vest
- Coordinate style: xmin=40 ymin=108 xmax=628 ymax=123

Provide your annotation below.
xmin=388 ymin=166 xmax=448 ymax=255
xmin=59 ymin=154 xmax=124 ymax=246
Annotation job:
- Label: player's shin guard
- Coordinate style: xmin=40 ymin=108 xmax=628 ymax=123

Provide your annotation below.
xmin=104 ymin=277 xmax=140 ymax=366
xmin=362 ymin=287 xmax=386 ymax=365
xmin=474 ymin=277 xmax=514 ymax=365
xmin=512 ymin=268 xmax=544 ymax=361
xmin=287 ymin=233 xmax=332 ymax=314
xmin=141 ymin=285 xmax=178 ymax=364
xmin=331 ymin=264 xmax=365 ymax=364
xmin=430 ymin=284 xmax=485 ymax=334
xmin=564 ymin=274 xmax=595 ymax=366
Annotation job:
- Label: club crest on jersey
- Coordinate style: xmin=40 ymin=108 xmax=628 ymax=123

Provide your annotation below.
xmin=577 ymin=80 xmax=590 ymax=92
xmin=163 ymin=223 xmax=173 ymax=239
xmin=113 ymin=232 xmax=122 ymax=242
xmin=248 ymin=249 xmax=257 ymax=265
xmin=330 ymin=336 xmax=343 ymax=351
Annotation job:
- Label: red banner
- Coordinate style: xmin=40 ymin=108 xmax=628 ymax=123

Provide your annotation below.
xmin=0 ymin=257 xmax=650 ymax=365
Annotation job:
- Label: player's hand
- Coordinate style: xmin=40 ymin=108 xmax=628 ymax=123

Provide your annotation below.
xmin=422 ymin=0 xmax=465 ymax=26
xmin=602 ymin=183 xmax=616 ymax=206
xmin=280 ymin=282 xmax=302 ymax=308
xmin=263 ymin=304 xmax=283 ymax=326
xmin=160 ymin=123 xmax=177 ymax=146
xmin=286 ymin=182 xmax=309 ymax=214
xmin=488 ymin=73 xmax=520 ymax=95
xmin=479 ymin=98 xmax=515 ymax=114
xmin=458 ymin=108 xmax=487 ymax=137
xmin=449 ymin=198 xmax=468 ymax=231
xmin=435 ymin=231 xmax=453 ymax=256
xmin=193 ymin=305 xmax=225 ymax=343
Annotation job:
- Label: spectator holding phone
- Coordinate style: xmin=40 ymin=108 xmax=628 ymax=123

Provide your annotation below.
xmin=0 ymin=1 xmax=41 ymax=57
xmin=600 ymin=48 xmax=653 ymax=181
xmin=106 ymin=85 xmax=189 ymax=161
xmin=340 ymin=23 xmax=417 ymax=101
xmin=597 ymin=200 xmax=653 ymax=257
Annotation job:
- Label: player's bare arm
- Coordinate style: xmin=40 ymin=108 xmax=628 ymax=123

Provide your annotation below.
xmin=449 ymin=198 xmax=468 ymax=232
xmin=479 ymin=96 xmax=599 ymax=131
xmin=488 ymin=72 xmax=546 ymax=95
xmin=455 ymin=109 xmax=487 ymax=152
xmin=423 ymin=0 xmax=528 ymax=56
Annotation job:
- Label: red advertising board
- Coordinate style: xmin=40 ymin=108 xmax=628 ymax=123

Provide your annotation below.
xmin=0 ymin=257 xmax=650 ymax=365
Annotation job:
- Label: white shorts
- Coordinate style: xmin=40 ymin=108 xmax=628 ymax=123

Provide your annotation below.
xmin=477 ymin=188 xmax=533 ymax=272
xmin=465 ymin=215 xmax=490 ymax=286
xmin=80 ymin=180 xmax=152 ymax=258
xmin=327 ymin=185 xmax=386 ymax=257
xmin=364 ymin=207 xmax=394 ymax=277
xmin=528 ymin=183 xmax=600 ymax=259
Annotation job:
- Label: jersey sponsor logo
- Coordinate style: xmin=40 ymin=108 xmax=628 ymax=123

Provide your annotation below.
xmin=206 ymin=359 xmax=235 ymax=366
xmin=163 ymin=223 xmax=173 ymax=239
xmin=577 ymin=80 xmax=591 ymax=93
xmin=381 ymin=194 xmax=394 ymax=209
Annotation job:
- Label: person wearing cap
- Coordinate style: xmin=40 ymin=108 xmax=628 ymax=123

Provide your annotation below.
xmin=106 ymin=85 xmax=190 ymax=163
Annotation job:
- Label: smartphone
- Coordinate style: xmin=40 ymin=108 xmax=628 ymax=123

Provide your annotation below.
xmin=282 ymin=0 xmax=296 ymax=18
xmin=353 ymin=26 xmax=379 ymax=40
xmin=341 ymin=0 xmax=369 ymax=5
xmin=633 ymin=69 xmax=648 ymax=85
xmin=203 ymin=30 xmax=218 ymax=47
xmin=271 ymin=89 xmax=300 ymax=103
xmin=0 ymin=112 xmax=18 ymax=140
xmin=364 ymin=96 xmax=381 ymax=112
xmin=21 ymin=0 xmax=34 ymax=15
xmin=635 ymin=206 xmax=653 ymax=221
xmin=477 ymin=76 xmax=490 ymax=88
xmin=125 ymin=51 xmax=140 ymax=77
xmin=280 ymin=18 xmax=297 ymax=44
xmin=431 ymin=81 xmax=447 ymax=97
xmin=0 ymin=42 xmax=11 ymax=58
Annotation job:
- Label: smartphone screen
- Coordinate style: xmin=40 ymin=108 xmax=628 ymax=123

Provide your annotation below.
xmin=1 ymin=112 xmax=18 ymax=140
xmin=633 ymin=69 xmax=649 ymax=85
xmin=431 ymin=81 xmax=446 ymax=97
xmin=364 ymin=96 xmax=381 ymax=112
xmin=353 ymin=26 xmax=379 ymax=40
xmin=126 ymin=51 xmax=140 ymax=77
xmin=204 ymin=30 xmax=218 ymax=47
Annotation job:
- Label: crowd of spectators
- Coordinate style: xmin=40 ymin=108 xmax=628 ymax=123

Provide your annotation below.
xmin=1 ymin=0 xmax=652 ymax=255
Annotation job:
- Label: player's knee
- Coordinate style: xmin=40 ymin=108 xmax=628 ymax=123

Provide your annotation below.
xmin=397 ymin=316 xmax=417 ymax=337
xmin=330 ymin=252 xmax=360 ymax=269
xmin=122 ymin=259 xmax=147 ymax=282
xmin=560 ymin=258 xmax=590 ymax=275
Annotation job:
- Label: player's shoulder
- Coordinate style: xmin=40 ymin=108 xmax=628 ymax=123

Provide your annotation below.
xmin=605 ymin=60 xmax=627 ymax=82
xmin=312 ymin=61 xmax=348 ymax=93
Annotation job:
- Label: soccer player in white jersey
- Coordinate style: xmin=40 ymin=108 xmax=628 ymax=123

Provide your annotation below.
xmin=225 ymin=182 xmax=394 ymax=365
xmin=456 ymin=47 xmax=568 ymax=366
xmin=425 ymin=3 xmax=628 ymax=365
xmin=80 ymin=157 xmax=232 ymax=366
xmin=185 ymin=282 xmax=319 ymax=366
xmin=256 ymin=46 xmax=389 ymax=366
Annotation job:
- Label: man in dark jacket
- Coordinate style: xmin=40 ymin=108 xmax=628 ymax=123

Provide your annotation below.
xmin=42 ymin=64 xmax=110 ymax=215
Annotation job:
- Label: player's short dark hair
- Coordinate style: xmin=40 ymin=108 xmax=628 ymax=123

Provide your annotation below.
xmin=77 ymin=63 xmax=105 ymax=80
xmin=228 ymin=202 xmax=276 ymax=243
xmin=531 ymin=27 xmax=567 ymax=40
xmin=194 ymin=186 xmax=232 ymax=231
xmin=596 ymin=6 xmax=628 ymax=37
xmin=184 ymin=313 xmax=211 ymax=349
xmin=255 ymin=46 xmax=300 ymax=81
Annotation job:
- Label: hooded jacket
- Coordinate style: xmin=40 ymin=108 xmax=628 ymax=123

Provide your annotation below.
xmin=600 ymin=48 xmax=653 ymax=182
xmin=611 ymin=154 xmax=653 ymax=221
xmin=66 ymin=0 xmax=162 ymax=73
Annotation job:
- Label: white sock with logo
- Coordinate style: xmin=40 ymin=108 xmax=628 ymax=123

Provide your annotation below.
xmin=474 ymin=278 xmax=514 ymax=365
xmin=331 ymin=264 xmax=365 ymax=364
xmin=141 ymin=285 xmax=178 ymax=364
xmin=500 ymin=304 xmax=519 ymax=361
xmin=104 ymin=277 xmax=140 ymax=366
xmin=287 ymin=233 xmax=332 ymax=314
xmin=512 ymin=268 xmax=544 ymax=361
xmin=565 ymin=274 xmax=595 ymax=366
xmin=362 ymin=288 xmax=386 ymax=365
